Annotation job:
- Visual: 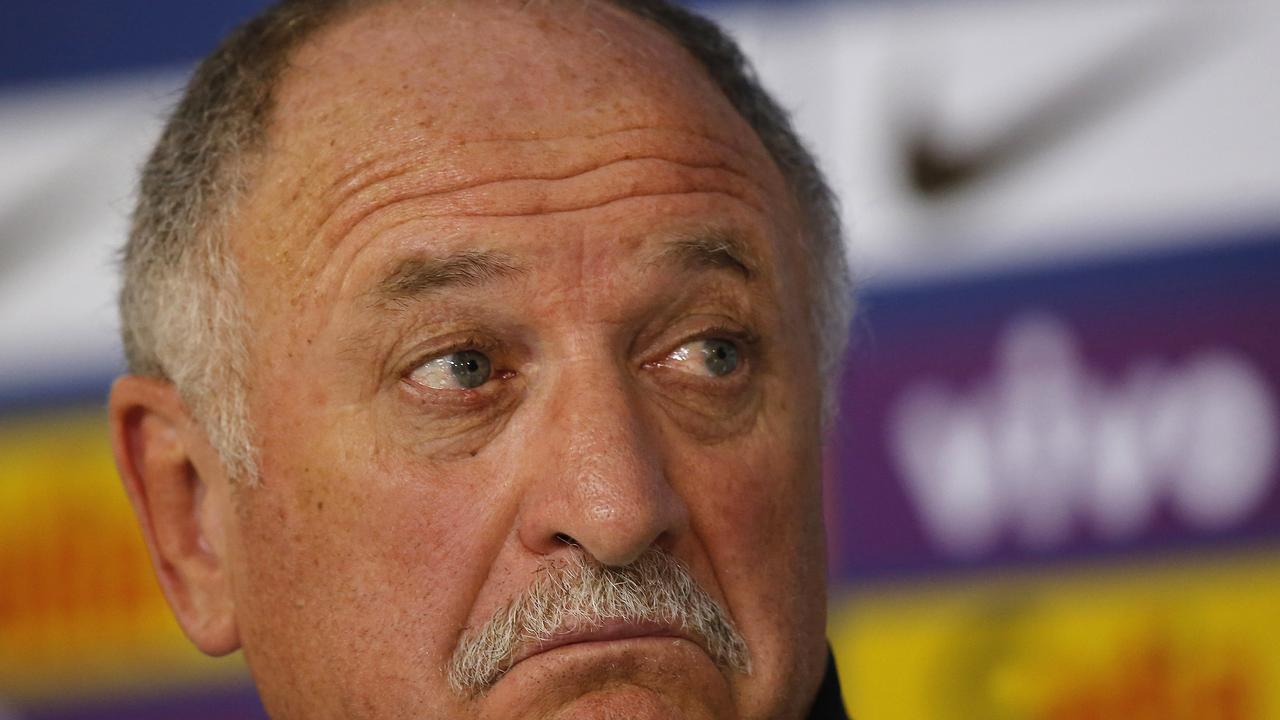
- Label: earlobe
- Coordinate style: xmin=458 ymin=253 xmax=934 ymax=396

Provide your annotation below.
xmin=109 ymin=375 xmax=241 ymax=656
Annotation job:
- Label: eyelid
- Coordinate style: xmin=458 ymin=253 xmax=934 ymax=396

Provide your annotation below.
xmin=678 ymin=324 xmax=757 ymax=352
xmin=397 ymin=334 xmax=517 ymax=405
xmin=400 ymin=333 xmax=501 ymax=378
xmin=409 ymin=351 xmax=488 ymax=390
xmin=645 ymin=324 xmax=757 ymax=371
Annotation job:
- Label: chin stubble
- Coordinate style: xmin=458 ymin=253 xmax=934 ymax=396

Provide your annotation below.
xmin=447 ymin=548 xmax=751 ymax=697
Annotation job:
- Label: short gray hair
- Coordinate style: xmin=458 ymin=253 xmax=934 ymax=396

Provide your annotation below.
xmin=120 ymin=0 xmax=853 ymax=483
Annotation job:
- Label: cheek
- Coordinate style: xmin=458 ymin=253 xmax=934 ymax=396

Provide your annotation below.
xmin=229 ymin=423 xmax=514 ymax=713
xmin=685 ymin=431 xmax=825 ymax=591
xmin=669 ymin=389 xmax=828 ymax=691
xmin=240 ymin=452 xmax=502 ymax=619
xmin=689 ymin=365 xmax=825 ymax=563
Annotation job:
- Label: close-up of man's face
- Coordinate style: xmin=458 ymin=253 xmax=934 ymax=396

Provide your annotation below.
xmin=108 ymin=0 xmax=843 ymax=718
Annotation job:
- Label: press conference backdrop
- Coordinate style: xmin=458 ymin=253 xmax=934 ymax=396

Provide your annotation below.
xmin=3 ymin=1 xmax=1279 ymax=717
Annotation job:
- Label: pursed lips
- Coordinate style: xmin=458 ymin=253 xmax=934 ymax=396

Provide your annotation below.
xmin=508 ymin=619 xmax=696 ymax=668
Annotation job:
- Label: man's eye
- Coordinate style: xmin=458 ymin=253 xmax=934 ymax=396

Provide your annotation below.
xmin=662 ymin=338 xmax=741 ymax=378
xmin=409 ymin=350 xmax=493 ymax=390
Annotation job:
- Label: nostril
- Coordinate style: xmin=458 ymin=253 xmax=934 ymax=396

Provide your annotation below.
xmin=553 ymin=533 xmax=580 ymax=548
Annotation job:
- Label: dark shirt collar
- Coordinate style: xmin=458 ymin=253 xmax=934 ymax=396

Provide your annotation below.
xmin=805 ymin=648 xmax=850 ymax=719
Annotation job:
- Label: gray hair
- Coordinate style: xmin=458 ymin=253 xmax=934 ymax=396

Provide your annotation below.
xmin=120 ymin=0 xmax=853 ymax=483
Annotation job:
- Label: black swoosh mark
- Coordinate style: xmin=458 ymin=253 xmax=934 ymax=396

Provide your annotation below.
xmin=901 ymin=8 xmax=1233 ymax=198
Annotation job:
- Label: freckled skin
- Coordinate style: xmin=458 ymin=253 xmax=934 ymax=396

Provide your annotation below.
xmin=213 ymin=1 xmax=827 ymax=718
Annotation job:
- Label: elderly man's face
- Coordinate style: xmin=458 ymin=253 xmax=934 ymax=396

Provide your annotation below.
xmin=214 ymin=1 xmax=827 ymax=717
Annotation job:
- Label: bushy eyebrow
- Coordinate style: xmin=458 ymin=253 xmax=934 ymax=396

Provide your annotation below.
xmin=369 ymin=250 xmax=525 ymax=306
xmin=366 ymin=228 xmax=755 ymax=309
xmin=656 ymin=228 xmax=758 ymax=281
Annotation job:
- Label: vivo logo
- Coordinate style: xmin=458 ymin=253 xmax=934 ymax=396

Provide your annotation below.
xmin=889 ymin=314 xmax=1279 ymax=558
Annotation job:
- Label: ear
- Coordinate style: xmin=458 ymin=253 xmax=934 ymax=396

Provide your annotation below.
xmin=109 ymin=375 xmax=241 ymax=656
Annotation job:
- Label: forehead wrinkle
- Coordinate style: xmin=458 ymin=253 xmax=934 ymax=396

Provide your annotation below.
xmin=304 ymin=126 xmax=773 ymax=260
xmin=449 ymin=188 xmax=764 ymax=220
xmin=323 ymin=157 xmax=762 ymax=251
xmin=304 ymin=168 xmax=768 ymax=297
xmin=323 ymin=125 xmax=759 ymax=205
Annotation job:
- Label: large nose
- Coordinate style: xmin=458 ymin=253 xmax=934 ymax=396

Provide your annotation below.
xmin=516 ymin=362 xmax=688 ymax=568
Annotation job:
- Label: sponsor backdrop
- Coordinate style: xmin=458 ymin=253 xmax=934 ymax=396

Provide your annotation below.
xmin=2 ymin=1 xmax=1278 ymax=718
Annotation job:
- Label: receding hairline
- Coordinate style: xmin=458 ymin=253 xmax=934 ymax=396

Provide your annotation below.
xmin=234 ymin=0 xmax=786 ymax=228
xmin=245 ymin=0 xmax=735 ymax=142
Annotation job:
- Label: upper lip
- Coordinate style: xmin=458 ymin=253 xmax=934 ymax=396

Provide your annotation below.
xmin=508 ymin=619 xmax=694 ymax=667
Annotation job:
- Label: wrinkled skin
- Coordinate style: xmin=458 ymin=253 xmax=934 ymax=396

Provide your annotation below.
xmin=110 ymin=1 xmax=830 ymax=718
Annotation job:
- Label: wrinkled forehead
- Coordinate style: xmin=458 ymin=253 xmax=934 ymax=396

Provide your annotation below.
xmin=229 ymin=0 xmax=796 ymax=304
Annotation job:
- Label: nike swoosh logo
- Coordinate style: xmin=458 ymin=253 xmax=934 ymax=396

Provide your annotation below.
xmin=902 ymin=8 xmax=1228 ymax=198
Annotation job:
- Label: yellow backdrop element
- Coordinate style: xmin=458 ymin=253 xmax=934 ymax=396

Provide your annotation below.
xmin=830 ymin=550 xmax=1280 ymax=719
xmin=8 ymin=406 xmax=1280 ymax=718
xmin=0 ymin=408 xmax=249 ymax=703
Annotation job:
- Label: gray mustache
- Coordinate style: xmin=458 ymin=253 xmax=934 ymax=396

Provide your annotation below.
xmin=447 ymin=548 xmax=751 ymax=696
